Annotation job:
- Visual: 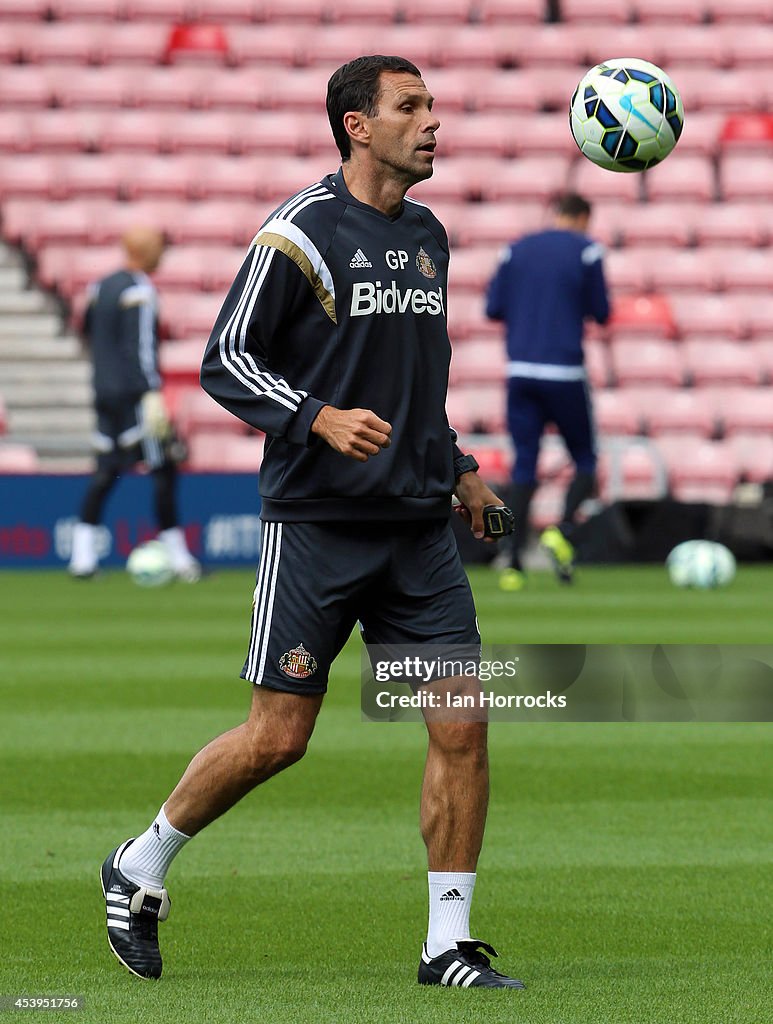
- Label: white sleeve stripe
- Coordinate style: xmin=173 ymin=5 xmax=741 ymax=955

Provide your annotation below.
xmin=218 ymin=245 xmax=303 ymax=411
xmin=138 ymin=298 xmax=160 ymax=389
xmin=258 ymin=216 xmax=335 ymax=303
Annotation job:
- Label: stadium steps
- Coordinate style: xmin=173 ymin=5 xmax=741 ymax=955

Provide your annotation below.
xmin=0 ymin=241 xmax=93 ymax=467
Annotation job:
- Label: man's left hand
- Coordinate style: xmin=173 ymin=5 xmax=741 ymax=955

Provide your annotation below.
xmin=454 ymin=473 xmax=506 ymax=541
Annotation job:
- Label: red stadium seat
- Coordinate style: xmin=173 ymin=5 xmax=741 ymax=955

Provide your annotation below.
xmin=187 ymin=432 xmax=265 ymax=471
xmin=509 ymin=23 xmax=592 ymax=67
xmin=673 ymin=111 xmax=722 ymax=158
xmin=466 ymin=444 xmax=510 ymax=484
xmin=98 ymin=110 xmax=171 ymax=153
xmin=594 ymin=389 xmax=643 ymax=435
xmin=196 ymin=68 xmax=271 ymax=110
xmin=0 ymin=67 xmax=56 ymax=109
xmin=408 ymin=159 xmax=483 ymax=203
xmin=402 ymin=0 xmax=472 ymax=21
xmin=692 ymin=203 xmax=769 ymax=247
xmin=584 ymin=338 xmax=610 ymax=388
xmin=122 ymin=155 xmax=194 ymax=200
xmin=301 ymin=25 xmax=384 ymax=67
xmin=164 ymin=23 xmax=230 ymax=63
xmin=477 ymin=67 xmax=579 ymax=113
xmin=449 ymin=339 xmax=506 ymax=386
xmin=189 ymin=155 xmax=273 ymax=201
xmin=328 ymin=0 xmax=398 ymax=20
xmin=195 ymin=0 xmax=262 ymax=21
xmin=20 ymin=200 xmax=109 ymax=250
xmin=37 ymin=243 xmax=122 ymax=296
xmin=95 ymin=23 xmax=168 ymax=64
xmin=125 ymin=0 xmax=188 ymax=20
xmin=604 ymin=250 xmax=652 ymax=294
xmin=130 ymin=67 xmax=207 ymax=109
xmin=744 ymin=298 xmax=773 ymax=338
xmin=720 ymin=114 xmax=773 ymax=152
xmin=476 ymin=0 xmax=544 ymax=21
xmin=0 ymin=445 xmax=41 ymax=473
xmin=0 ymin=0 xmax=48 ymax=17
xmin=52 ymin=66 xmax=134 ymax=108
xmin=633 ymin=0 xmax=705 ymax=22
xmin=261 ymin=68 xmax=330 ymax=113
xmin=485 ymin=156 xmax=571 ymax=202
xmin=719 ymin=252 xmax=773 ymax=293
xmin=0 ymin=156 xmax=61 ymax=201
xmin=711 ymin=387 xmax=773 ymax=435
xmin=721 ymin=156 xmax=773 ymax=201
xmin=450 ymin=201 xmax=546 ymax=246
xmin=611 ymin=340 xmax=685 ymax=388
xmin=18 ymin=23 xmax=103 ymax=65
xmin=572 ymin=159 xmax=642 ymax=203
xmin=175 ymin=389 xmax=246 ymax=438
xmin=559 ymin=0 xmax=634 ymax=23
xmin=433 ymin=115 xmax=514 ymax=157
xmin=599 ymin=442 xmax=668 ymax=501
xmin=750 ymin=339 xmax=773 ymax=382
xmin=26 ymin=110 xmax=107 ymax=153
xmin=262 ymin=0 xmax=329 ymax=19
xmin=724 ymin=26 xmax=773 ymax=67
xmin=609 ymin=294 xmax=675 ymax=337
xmin=658 ymin=437 xmax=738 ymax=504
xmin=648 ymin=249 xmax=722 ymax=293
xmin=165 ymin=111 xmax=236 ymax=154
xmin=165 ymin=200 xmax=257 ymax=245
xmin=59 ymin=154 xmax=127 ymax=199
xmin=657 ymin=26 xmax=726 ymax=67
xmin=639 ymin=388 xmax=717 ymax=438
xmin=448 ymin=247 xmax=500 ymax=290
xmin=159 ymin=292 xmax=224 ymax=339
xmin=673 ymin=68 xmax=766 ymax=114
xmin=159 ymin=339 xmax=207 ymax=386
xmin=683 ymin=340 xmax=761 ymax=387
xmin=50 ymin=0 xmax=123 ymax=17
xmin=435 ymin=26 xmax=501 ymax=68
xmin=0 ymin=111 xmax=31 ymax=154
xmin=229 ymin=24 xmax=309 ymax=66
xmin=669 ymin=294 xmax=749 ymax=339
xmin=705 ymin=0 xmax=773 ymax=22
xmin=613 ymin=202 xmax=693 ymax=247
xmin=645 ymin=157 xmax=715 ymax=203
xmin=725 ymin=434 xmax=773 ymax=483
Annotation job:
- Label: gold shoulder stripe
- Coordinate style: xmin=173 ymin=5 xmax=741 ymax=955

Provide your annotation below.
xmin=255 ymin=231 xmax=337 ymax=324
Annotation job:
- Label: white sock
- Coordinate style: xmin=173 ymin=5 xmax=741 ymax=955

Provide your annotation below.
xmin=158 ymin=527 xmax=196 ymax=570
xmin=69 ymin=522 xmax=98 ymax=574
xmin=118 ymin=806 xmax=191 ymax=890
xmin=426 ymin=871 xmax=476 ymax=957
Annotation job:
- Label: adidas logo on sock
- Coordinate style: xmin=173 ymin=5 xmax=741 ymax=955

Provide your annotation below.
xmin=349 ymin=248 xmax=372 ymax=268
xmin=439 ymin=888 xmax=465 ymax=901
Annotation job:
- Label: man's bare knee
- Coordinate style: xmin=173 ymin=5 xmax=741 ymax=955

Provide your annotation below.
xmin=243 ymin=686 xmax=322 ymax=779
xmin=428 ymin=720 xmax=488 ymax=766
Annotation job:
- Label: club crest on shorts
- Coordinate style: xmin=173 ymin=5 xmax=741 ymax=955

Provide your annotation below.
xmin=279 ymin=643 xmax=318 ymax=679
xmin=416 ymin=247 xmax=437 ymax=279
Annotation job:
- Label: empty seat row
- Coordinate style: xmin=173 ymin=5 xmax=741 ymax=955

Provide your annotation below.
xmin=4 ymin=21 xmax=773 ymax=69
xmin=4 ymin=64 xmax=773 ymax=116
xmin=0 ymin=0 xmax=547 ymax=26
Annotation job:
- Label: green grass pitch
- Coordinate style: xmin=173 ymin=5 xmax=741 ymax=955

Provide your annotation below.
xmin=1 ymin=565 xmax=771 ymax=1024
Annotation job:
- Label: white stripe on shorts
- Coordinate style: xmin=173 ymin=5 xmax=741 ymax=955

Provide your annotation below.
xmin=245 ymin=522 xmax=283 ymax=683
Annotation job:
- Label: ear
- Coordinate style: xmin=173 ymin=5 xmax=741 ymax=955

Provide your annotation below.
xmin=343 ymin=110 xmax=370 ymax=150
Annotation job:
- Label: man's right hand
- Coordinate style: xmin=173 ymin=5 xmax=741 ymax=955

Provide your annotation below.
xmin=141 ymin=390 xmax=171 ymax=441
xmin=311 ymin=405 xmax=392 ymax=462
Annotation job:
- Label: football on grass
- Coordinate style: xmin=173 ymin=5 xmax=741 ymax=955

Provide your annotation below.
xmin=126 ymin=541 xmax=175 ymax=587
xmin=666 ymin=540 xmax=736 ymax=590
xmin=570 ymin=57 xmax=683 ymax=172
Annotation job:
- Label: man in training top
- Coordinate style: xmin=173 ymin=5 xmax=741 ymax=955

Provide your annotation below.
xmin=101 ymin=55 xmax=524 ymax=991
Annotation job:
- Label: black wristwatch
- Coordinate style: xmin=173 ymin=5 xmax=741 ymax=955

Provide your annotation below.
xmin=453 ymin=453 xmax=479 ymax=480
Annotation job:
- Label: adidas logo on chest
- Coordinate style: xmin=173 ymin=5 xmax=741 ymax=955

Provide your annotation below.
xmin=349 ymin=248 xmax=372 ymax=268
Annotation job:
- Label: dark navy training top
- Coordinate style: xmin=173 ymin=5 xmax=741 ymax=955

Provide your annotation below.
xmin=201 ymin=168 xmax=463 ymax=523
xmin=485 ymin=228 xmax=610 ymax=380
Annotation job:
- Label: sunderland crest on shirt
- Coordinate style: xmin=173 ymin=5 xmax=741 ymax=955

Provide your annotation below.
xmin=416 ymin=247 xmax=437 ymax=279
xmin=279 ymin=643 xmax=318 ymax=679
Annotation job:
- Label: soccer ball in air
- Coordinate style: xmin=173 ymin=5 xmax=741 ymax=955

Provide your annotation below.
xmin=666 ymin=541 xmax=736 ymax=590
xmin=126 ymin=540 xmax=175 ymax=588
xmin=570 ymin=58 xmax=683 ymax=172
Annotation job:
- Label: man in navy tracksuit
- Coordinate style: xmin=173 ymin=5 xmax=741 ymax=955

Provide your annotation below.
xmin=486 ymin=193 xmax=610 ymax=587
xmin=101 ymin=56 xmax=525 ymax=991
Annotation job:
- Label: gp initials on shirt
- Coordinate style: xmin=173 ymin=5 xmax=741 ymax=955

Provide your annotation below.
xmin=350 ymin=281 xmax=446 ymax=317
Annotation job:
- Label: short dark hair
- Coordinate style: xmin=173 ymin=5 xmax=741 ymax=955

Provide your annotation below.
xmin=554 ymin=193 xmax=592 ymax=219
xmin=327 ymin=55 xmax=422 ymax=161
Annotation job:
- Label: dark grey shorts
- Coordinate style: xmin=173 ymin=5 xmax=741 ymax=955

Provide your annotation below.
xmin=241 ymin=518 xmax=480 ymax=695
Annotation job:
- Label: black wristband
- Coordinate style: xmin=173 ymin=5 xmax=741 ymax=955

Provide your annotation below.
xmin=453 ymin=453 xmax=479 ymax=480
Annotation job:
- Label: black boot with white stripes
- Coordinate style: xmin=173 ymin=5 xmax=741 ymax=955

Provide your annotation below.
xmin=100 ymin=839 xmax=170 ymax=979
xmin=418 ymin=939 xmax=525 ymax=989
